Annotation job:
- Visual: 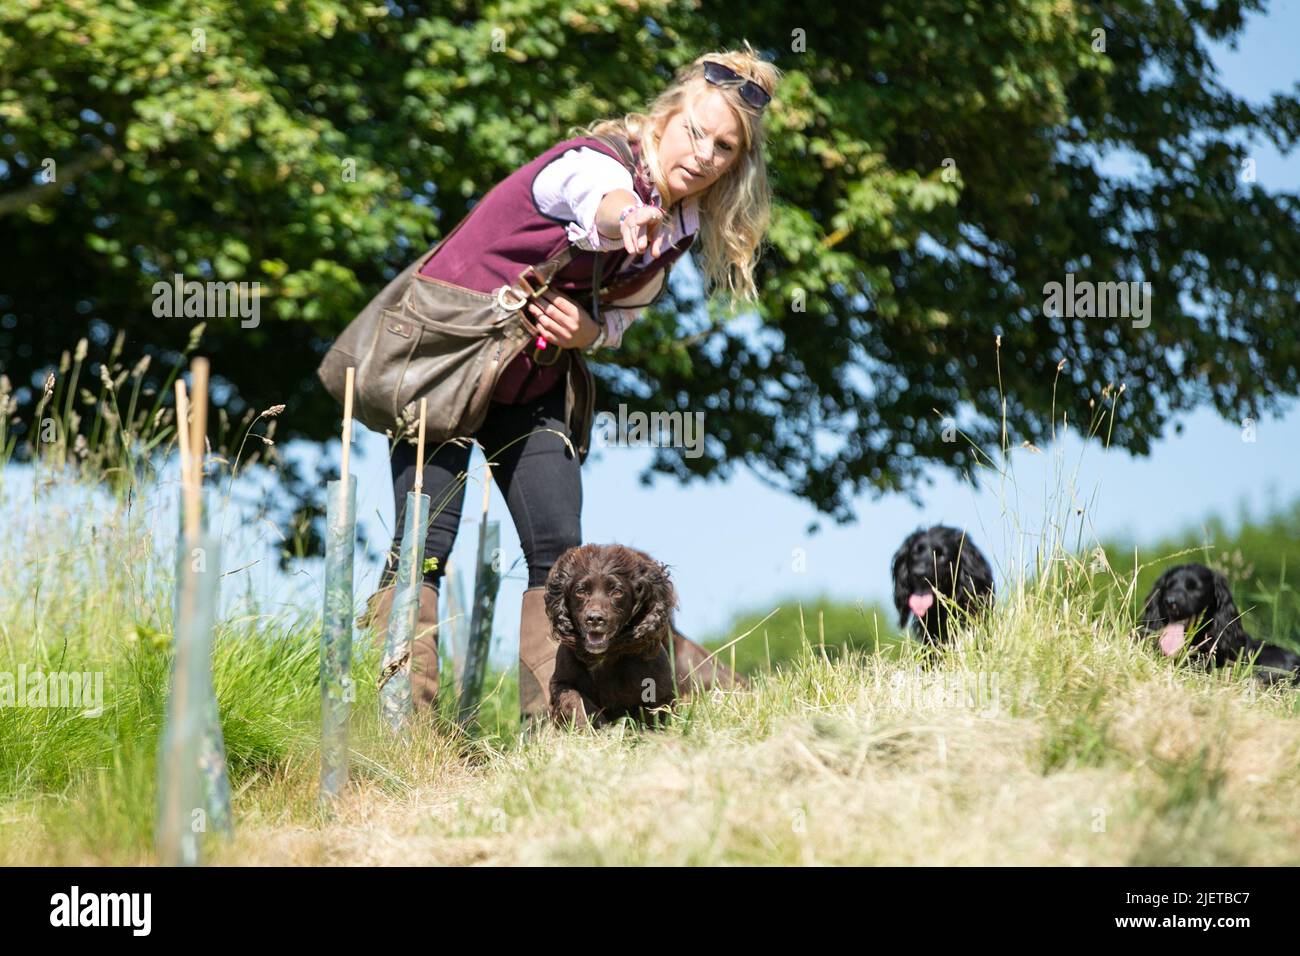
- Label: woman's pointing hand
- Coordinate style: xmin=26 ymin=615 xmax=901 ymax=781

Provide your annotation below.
xmin=620 ymin=203 xmax=669 ymax=257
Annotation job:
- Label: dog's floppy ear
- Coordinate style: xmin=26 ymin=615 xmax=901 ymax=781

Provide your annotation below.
xmin=1209 ymin=569 xmax=1249 ymax=658
xmin=955 ymin=534 xmax=994 ymax=606
xmin=544 ymin=547 xmax=582 ymax=642
xmin=628 ymin=557 xmax=676 ymax=658
xmin=1139 ymin=568 xmax=1170 ymax=633
xmin=891 ymin=532 xmax=918 ymax=626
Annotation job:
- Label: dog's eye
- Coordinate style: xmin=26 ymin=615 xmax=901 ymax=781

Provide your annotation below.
xmin=610 ymin=584 xmax=624 ymax=597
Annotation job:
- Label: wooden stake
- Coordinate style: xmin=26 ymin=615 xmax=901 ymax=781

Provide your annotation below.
xmin=413 ymin=397 xmax=427 ymax=494
xmin=174 ymin=380 xmax=190 ymax=469
xmin=188 ymin=358 xmax=210 ymax=536
xmin=340 ymin=367 xmax=354 ymax=479
xmin=456 ymin=463 xmax=498 ymax=727
xmin=410 ymin=398 xmax=428 ymax=589
xmin=175 ymin=380 xmax=197 ymax=541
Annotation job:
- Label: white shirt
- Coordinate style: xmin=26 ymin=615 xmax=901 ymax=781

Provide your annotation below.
xmin=532 ymin=146 xmax=699 ymax=348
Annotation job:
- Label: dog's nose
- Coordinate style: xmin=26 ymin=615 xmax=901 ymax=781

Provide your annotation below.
xmin=585 ymin=612 xmax=607 ymax=629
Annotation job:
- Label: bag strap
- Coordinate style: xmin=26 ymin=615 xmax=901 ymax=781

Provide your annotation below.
xmin=577 ymin=133 xmax=636 ymax=330
xmin=589 ymin=131 xmax=635 ymax=168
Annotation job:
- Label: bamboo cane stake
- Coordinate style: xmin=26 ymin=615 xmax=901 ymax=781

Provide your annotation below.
xmin=414 ymin=397 xmax=426 ymax=494
xmin=158 ymin=359 xmax=234 ymax=864
xmin=321 ymin=367 xmax=357 ymax=803
xmin=458 ymin=463 xmax=500 ymax=726
xmin=175 ymin=381 xmax=194 ymax=536
xmin=411 ymin=397 xmax=427 ymax=590
xmin=379 ymin=399 xmax=431 ymax=732
xmin=186 ymin=358 xmax=232 ymax=836
xmin=188 ymin=357 xmax=208 ymax=535
xmin=341 ymin=366 xmax=354 ymax=479
xmin=159 ymin=380 xmax=199 ymax=864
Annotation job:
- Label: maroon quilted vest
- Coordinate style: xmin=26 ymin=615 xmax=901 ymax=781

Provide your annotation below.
xmin=418 ymin=134 xmax=694 ymax=405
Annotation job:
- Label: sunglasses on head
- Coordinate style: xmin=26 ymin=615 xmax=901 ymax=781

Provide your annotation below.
xmin=701 ymin=60 xmax=771 ymax=111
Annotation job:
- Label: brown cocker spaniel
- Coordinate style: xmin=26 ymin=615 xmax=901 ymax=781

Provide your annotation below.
xmin=543 ymin=543 xmax=743 ymax=728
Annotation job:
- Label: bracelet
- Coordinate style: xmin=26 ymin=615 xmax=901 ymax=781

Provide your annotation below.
xmin=617 ymin=200 xmax=644 ymax=228
xmin=594 ymin=200 xmax=642 ymax=242
xmin=584 ymin=322 xmax=608 ymax=354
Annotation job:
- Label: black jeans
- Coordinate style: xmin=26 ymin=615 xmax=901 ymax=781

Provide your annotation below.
xmin=381 ymin=380 xmax=582 ymax=592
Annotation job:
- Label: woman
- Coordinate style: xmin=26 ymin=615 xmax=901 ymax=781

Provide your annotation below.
xmin=363 ymin=46 xmax=781 ymax=724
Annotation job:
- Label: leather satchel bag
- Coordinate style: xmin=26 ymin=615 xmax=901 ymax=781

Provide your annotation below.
xmin=316 ymin=134 xmax=635 ymax=463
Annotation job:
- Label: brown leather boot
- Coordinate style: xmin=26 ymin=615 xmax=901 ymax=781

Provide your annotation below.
xmin=356 ymin=585 xmax=396 ymax=642
xmin=518 ymin=585 xmax=556 ymax=725
xmin=409 ymin=583 xmax=441 ymax=714
xmin=361 ymin=582 xmax=441 ymax=714
xmin=670 ymin=629 xmax=746 ymax=693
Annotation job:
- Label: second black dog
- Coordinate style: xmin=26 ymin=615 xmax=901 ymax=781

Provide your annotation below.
xmin=891 ymin=525 xmax=995 ymax=645
xmin=1140 ymin=562 xmax=1299 ymax=685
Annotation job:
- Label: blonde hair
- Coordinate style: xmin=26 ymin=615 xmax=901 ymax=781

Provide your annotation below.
xmin=570 ymin=42 xmax=781 ymax=311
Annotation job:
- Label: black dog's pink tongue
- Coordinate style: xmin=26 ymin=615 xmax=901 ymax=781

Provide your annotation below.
xmin=1159 ymin=621 xmax=1187 ymax=656
xmin=908 ymin=593 xmax=934 ymax=617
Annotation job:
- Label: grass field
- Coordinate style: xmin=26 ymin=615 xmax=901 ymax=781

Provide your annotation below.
xmin=2 ymin=342 xmax=1298 ymax=865
xmin=3 ymin=472 xmax=1299 ymax=866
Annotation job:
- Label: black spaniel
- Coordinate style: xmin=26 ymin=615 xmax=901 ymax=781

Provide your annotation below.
xmin=1139 ymin=562 xmax=1299 ymax=685
xmin=891 ymin=525 xmax=995 ymax=645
